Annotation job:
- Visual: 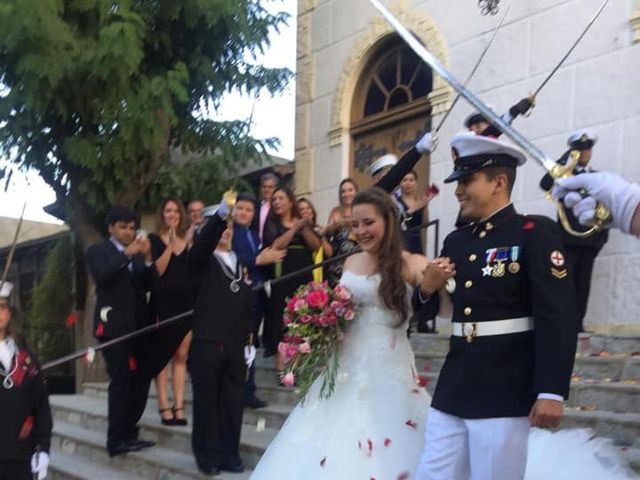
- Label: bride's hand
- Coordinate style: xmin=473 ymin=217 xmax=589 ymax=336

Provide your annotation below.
xmin=419 ymin=257 xmax=456 ymax=298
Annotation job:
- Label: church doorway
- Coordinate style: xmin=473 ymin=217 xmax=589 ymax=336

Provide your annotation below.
xmin=350 ymin=36 xmax=433 ymax=195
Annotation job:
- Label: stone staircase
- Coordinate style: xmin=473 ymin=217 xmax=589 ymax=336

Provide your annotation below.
xmin=47 ymin=332 xmax=640 ymax=479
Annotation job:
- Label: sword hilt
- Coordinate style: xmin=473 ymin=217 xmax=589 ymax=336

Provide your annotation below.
xmin=550 ymin=150 xmax=611 ymax=236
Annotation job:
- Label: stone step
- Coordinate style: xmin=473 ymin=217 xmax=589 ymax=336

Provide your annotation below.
xmin=49 ymin=394 xmax=276 ymax=470
xmin=51 ymin=420 xmax=254 ymax=480
xmin=568 ymin=380 xmax=640 ymax=413
xmin=576 ymin=333 xmax=640 ymax=355
xmin=561 ymin=410 xmax=640 ymax=448
xmin=48 ymin=450 xmax=141 ymax=480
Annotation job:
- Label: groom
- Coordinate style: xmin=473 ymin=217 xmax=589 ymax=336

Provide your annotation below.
xmin=414 ymin=133 xmax=578 ymax=479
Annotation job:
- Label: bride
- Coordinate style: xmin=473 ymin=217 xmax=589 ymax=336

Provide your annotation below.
xmin=250 ymin=187 xmax=636 ymax=480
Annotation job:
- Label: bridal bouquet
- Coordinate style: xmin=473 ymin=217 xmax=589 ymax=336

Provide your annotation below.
xmin=277 ymin=281 xmax=356 ymax=400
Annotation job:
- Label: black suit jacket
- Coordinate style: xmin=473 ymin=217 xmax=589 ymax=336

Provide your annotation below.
xmin=424 ymin=205 xmax=578 ymax=418
xmin=86 ymin=239 xmax=153 ymax=339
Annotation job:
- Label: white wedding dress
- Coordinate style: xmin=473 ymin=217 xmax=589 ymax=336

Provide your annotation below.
xmin=251 ymin=271 xmax=637 ymax=480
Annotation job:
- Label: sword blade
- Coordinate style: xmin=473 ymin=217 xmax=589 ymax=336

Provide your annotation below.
xmin=369 ymin=0 xmax=557 ymax=172
xmin=533 ymin=0 xmax=611 ymax=97
xmin=434 ymin=3 xmax=511 ymax=134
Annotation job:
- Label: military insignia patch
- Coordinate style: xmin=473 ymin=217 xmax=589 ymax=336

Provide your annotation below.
xmin=550 ymin=250 xmax=565 ymax=267
xmin=551 ymin=267 xmax=568 ymax=279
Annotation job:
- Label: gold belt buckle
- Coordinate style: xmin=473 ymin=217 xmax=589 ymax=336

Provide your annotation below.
xmin=462 ymin=322 xmax=477 ymax=343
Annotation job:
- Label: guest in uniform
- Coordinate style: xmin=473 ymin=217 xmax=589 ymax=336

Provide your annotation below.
xmin=539 ymin=130 xmax=608 ymax=332
xmin=148 ymin=197 xmax=194 ymax=425
xmin=188 ymin=202 xmax=253 ymax=476
xmin=232 ymin=192 xmax=284 ymax=409
xmin=415 ymin=133 xmax=578 ymax=479
xmin=0 ymin=281 xmax=51 ymax=480
xmin=262 ymin=187 xmax=321 ymax=374
xmin=85 ymin=207 xmax=156 ymax=457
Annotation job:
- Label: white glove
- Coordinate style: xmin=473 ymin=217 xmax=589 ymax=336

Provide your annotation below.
xmin=552 ymin=172 xmax=640 ymax=233
xmin=415 ymin=131 xmax=436 ymax=154
xmin=244 ymin=345 xmax=256 ymax=367
xmin=31 ymin=451 xmax=49 ymax=480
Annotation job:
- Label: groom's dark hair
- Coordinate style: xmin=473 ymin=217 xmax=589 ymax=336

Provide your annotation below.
xmin=353 ymin=187 xmax=407 ymax=326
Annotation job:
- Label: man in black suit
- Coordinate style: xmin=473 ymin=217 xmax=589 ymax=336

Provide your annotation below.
xmin=415 ymin=134 xmax=578 ymax=479
xmin=232 ymin=193 xmax=285 ymax=409
xmin=85 ymin=207 xmax=156 ymax=457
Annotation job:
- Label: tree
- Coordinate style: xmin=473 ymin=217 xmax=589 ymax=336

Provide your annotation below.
xmin=0 ymin=0 xmax=292 ymax=370
xmin=0 ymin=0 xmax=291 ymax=242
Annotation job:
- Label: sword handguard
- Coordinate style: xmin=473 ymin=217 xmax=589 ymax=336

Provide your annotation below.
xmin=550 ymin=151 xmax=612 ymax=237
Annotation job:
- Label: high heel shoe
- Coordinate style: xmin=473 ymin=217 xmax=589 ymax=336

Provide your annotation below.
xmin=158 ymin=407 xmax=176 ymax=426
xmin=172 ymin=405 xmax=188 ymax=426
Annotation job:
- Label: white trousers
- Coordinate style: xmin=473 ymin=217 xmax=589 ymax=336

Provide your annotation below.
xmin=415 ymin=407 xmax=530 ymax=480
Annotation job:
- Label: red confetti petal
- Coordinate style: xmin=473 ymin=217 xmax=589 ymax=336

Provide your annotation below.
xmin=384 ymin=437 xmax=392 ymax=447
xmin=358 ymin=440 xmax=362 ymax=450
xmin=523 ymin=220 xmax=535 ymax=230
xmin=411 ymin=388 xmax=420 ymax=394
xmin=422 ymin=364 xmax=432 ymax=372
xmin=95 ymin=323 xmax=104 ymax=337
xmin=367 ymin=438 xmax=373 ymax=453
xmin=320 ymin=456 xmax=327 ymax=467
xmin=416 ymin=375 xmax=430 ymax=387
xmin=405 ymin=419 xmax=417 ymax=429
xmin=397 ymin=472 xmax=410 ymax=480
xmin=65 ymin=311 xmax=79 ymax=329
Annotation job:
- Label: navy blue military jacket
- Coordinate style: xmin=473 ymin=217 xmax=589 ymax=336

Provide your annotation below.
xmin=428 ymin=204 xmax=578 ymax=418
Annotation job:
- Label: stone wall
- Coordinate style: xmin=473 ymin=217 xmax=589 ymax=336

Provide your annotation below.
xmin=296 ymin=0 xmax=640 ymax=328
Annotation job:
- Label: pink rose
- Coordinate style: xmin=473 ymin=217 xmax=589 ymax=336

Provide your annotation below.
xmin=286 ymin=296 xmax=298 ymax=313
xmin=344 ymin=308 xmax=356 ymax=321
xmin=334 ymin=286 xmax=352 ymax=301
xmin=277 ymin=341 xmax=289 ymax=356
xmin=330 ymin=300 xmax=341 ymax=310
xmin=283 ymin=313 xmax=293 ymax=326
xmin=300 ymin=314 xmax=312 ymax=324
xmin=334 ymin=306 xmax=346 ymax=317
xmin=298 ymin=342 xmax=311 ymax=354
xmin=294 ymin=299 xmax=308 ymax=312
xmin=281 ymin=372 xmax=295 ymax=387
xmin=307 ymin=290 xmax=329 ymax=308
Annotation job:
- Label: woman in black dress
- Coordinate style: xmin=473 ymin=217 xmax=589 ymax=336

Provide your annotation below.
xmin=148 ymin=197 xmax=194 ymax=426
xmin=325 ymin=178 xmax=360 ymax=287
xmin=262 ymin=187 xmax=321 ymax=374
xmin=396 ymin=170 xmax=430 ymax=254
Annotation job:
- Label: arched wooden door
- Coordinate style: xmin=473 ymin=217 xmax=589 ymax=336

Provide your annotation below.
xmin=350 ymin=37 xmax=433 ymax=194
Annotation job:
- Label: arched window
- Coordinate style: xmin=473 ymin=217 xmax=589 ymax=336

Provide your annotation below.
xmin=362 ymin=44 xmax=432 ymax=117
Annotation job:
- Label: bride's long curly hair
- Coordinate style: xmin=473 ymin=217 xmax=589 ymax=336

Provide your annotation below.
xmin=352 ymin=187 xmax=407 ymax=326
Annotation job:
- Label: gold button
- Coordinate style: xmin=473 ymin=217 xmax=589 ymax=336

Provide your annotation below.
xmin=486 ymin=222 xmax=493 ymax=230
xmin=465 ymin=280 xmax=473 ymax=288
xmin=469 ymin=254 xmax=477 ymax=262
xmin=464 ymin=307 xmax=472 ymax=316
xmin=479 ymin=231 xmax=487 ymax=238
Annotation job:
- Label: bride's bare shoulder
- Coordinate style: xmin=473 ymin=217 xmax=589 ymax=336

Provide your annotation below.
xmin=343 ymin=252 xmax=369 ymax=275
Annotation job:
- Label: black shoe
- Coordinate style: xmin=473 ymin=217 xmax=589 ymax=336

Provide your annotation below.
xmin=198 ymin=466 xmax=221 ymax=477
xmin=127 ymin=439 xmax=156 ymax=450
xmin=159 ymin=407 xmax=176 ymax=426
xmin=219 ymin=461 xmax=245 ymax=473
xmin=245 ymin=397 xmax=268 ymax=409
xmin=108 ymin=442 xmax=134 ymax=457
xmin=172 ymin=406 xmax=188 ymax=426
